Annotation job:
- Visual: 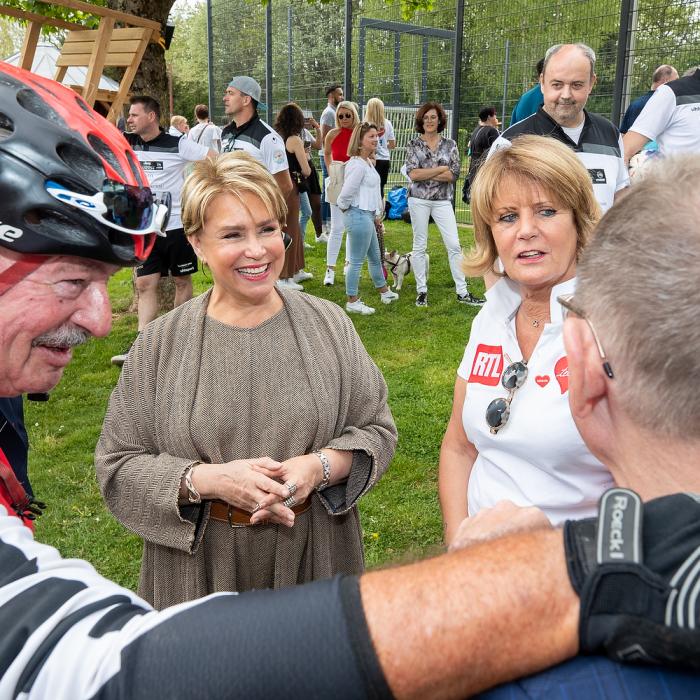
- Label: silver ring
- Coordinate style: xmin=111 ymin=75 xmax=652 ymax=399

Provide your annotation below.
xmin=286 ymin=482 xmax=297 ymax=496
xmin=252 ymin=502 xmax=261 ymax=514
xmin=283 ymin=495 xmax=297 ymax=508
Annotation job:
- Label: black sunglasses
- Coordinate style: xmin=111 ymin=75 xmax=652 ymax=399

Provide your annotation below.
xmin=485 ymin=360 xmax=528 ymax=434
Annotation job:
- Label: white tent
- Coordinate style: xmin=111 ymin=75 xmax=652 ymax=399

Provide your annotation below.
xmin=3 ymin=43 xmax=119 ymax=91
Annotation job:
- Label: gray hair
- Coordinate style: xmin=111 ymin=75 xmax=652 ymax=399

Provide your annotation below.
xmin=576 ymin=155 xmax=700 ymax=439
xmin=543 ymin=43 xmax=596 ymax=79
xmin=683 ymin=65 xmax=700 ymax=77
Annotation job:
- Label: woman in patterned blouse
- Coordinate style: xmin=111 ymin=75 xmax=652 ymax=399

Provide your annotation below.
xmin=405 ymin=102 xmax=485 ymax=308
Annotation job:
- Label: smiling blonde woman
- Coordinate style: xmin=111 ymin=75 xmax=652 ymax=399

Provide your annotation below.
xmin=96 ymin=152 xmax=396 ymax=608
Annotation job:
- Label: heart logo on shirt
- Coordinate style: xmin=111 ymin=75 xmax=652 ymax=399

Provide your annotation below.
xmin=535 ymin=375 xmax=550 ymax=388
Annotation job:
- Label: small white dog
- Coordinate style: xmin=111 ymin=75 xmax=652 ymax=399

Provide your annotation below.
xmin=383 ymin=250 xmax=429 ymax=291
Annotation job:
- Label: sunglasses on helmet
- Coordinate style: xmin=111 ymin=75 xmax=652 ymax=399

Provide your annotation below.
xmin=45 ymin=179 xmax=171 ymax=237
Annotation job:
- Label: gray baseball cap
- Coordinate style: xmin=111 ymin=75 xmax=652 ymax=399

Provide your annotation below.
xmin=227 ymin=76 xmax=266 ymax=108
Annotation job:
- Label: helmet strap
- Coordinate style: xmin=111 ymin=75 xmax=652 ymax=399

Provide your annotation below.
xmin=0 ymin=255 xmax=52 ymax=296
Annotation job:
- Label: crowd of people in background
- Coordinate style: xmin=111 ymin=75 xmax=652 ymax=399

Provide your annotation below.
xmin=1 ymin=50 xmax=699 ymax=697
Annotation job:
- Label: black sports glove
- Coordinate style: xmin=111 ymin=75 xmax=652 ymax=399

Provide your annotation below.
xmin=564 ymin=487 xmax=700 ymax=669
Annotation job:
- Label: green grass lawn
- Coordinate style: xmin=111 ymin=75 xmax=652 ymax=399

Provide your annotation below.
xmin=26 ymin=218 xmax=482 ymax=589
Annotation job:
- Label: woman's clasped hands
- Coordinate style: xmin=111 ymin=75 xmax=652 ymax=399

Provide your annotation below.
xmin=191 ymin=455 xmax=324 ymax=527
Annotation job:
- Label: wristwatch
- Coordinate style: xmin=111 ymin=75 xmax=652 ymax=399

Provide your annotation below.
xmin=183 ymin=463 xmax=202 ymax=504
xmin=313 ymin=450 xmax=331 ymax=491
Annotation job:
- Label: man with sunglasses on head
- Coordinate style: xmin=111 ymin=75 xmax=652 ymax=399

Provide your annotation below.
xmin=1 ymin=63 xmax=698 ymax=699
xmin=111 ymin=95 xmax=217 ymax=366
xmin=220 ymin=76 xmax=293 ymax=200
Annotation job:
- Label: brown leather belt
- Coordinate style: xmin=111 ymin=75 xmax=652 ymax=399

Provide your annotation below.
xmin=208 ymin=498 xmax=312 ymax=527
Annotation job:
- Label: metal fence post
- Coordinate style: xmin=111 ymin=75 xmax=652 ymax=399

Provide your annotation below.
xmin=344 ymin=0 xmax=352 ymax=100
xmin=288 ymin=6 xmax=293 ymax=103
xmin=450 ymin=0 xmax=465 ymax=145
xmin=266 ymin=0 xmax=273 ymax=124
xmin=206 ymin=0 xmax=214 ymax=118
xmin=501 ymin=39 xmax=510 ymax=126
xmin=612 ymin=0 xmax=634 ymax=126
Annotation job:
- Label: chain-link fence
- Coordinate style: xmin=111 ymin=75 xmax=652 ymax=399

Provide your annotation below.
xmin=208 ymin=0 xmax=700 ymax=224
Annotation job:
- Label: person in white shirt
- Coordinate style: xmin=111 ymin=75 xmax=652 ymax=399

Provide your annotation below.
xmin=337 ymin=122 xmax=398 ymax=315
xmin=439 ymin=135 xmax=614 ymax=542
xmin=623 ymin=66 xmax=700 ymax=163
xmin=168 ymin=115 xmax=189 ymax=136
xmin=364 ymin=97 xmax=396 ymax=199
xmin=188 ymin=104 xmax=222 ymax=152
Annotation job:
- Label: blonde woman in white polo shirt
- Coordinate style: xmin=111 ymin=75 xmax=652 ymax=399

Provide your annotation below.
xmin=439 ymin=135 xmax=614 ymax=541
xmin=337 ymin=122 xmax=398 ymax=315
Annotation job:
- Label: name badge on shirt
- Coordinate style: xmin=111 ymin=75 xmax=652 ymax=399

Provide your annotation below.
xmin=140 ymin=161 xmax=163 ymax=171
xmin=469 ymin=344 xmax=504 ymax=386
xmin=588 ymin=168 xmax=607 ymax=184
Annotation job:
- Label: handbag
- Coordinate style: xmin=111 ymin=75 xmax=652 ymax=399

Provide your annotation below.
xmin=325 ymin=161 xmax=345 ymax=205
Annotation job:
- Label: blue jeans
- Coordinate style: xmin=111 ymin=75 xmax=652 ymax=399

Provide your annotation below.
xmin=320 ymin=154 xmax=330 ymax=225
xmin=299 ymin=191 xmax=312 ymax=237
xmin=343 ymin=207 xmax=385 ymax=297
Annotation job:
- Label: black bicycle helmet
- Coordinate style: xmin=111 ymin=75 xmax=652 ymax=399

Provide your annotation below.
xmin=0 ymin=62 xmax=163 ymax=269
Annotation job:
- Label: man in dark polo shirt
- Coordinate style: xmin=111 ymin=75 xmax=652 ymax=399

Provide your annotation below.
xmin=490 ymin=43 xmax=628 ymax=214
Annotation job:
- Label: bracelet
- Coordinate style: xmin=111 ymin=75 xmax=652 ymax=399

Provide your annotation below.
xmin=313 ymin=450 xmax=331 ymax=492
xmin=183 ymin=463 xmax=202 ymax=504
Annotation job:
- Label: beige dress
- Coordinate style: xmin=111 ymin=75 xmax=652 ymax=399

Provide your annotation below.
xmin=95 ymin=289 xmax=396 ymax=609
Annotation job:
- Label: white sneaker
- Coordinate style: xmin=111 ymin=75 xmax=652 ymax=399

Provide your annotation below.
xmin=276 ymin=278 xmax=303 ymax=291
xmin=293 ymin=270 xmax=314 ymax=282
xmin=323 ymin=268 xmax=335 ymax=286
xmin=380 ymin=289 xmax=399 ymax=304
xmin=346 ymin=299 xmax=375 ymax=315
xmin=315 ymin=233 xmax=329 ymax=243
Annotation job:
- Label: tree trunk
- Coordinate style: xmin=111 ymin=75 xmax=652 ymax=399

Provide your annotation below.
xmin=106 ymin=0 xmax=174 ymax=120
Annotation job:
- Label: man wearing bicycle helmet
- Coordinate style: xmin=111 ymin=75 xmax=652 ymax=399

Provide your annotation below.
xmin=0 ymin=63 xmax=697 ymax=700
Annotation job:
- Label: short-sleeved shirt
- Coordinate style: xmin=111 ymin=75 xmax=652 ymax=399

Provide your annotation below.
xmin=404 ymin=136 xmax=460 ymax=201
xmin=220 ymin=114 xmax=289 ymax=175
xmin=375 ymin=119 xmax=395 ymax=161
xmin=491 ymin=107 xmax=629 ymax=213
xmin=188 ymin=121 xmax=222 ymax=151
xmin=456 ymin=276 xmax=613 ymax=525
xmin=629 ymin=69 xmax=700 ymax=155
xmin=319 ymin=104 xmax=337 ymax=155
xmin=620 ymin=90 xmax=654 ymax=134
xmin=124 ymin=131 xmax=209 ymax=231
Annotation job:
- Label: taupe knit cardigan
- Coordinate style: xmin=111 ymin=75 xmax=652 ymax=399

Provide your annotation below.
xmin=95 ymin=288 xmax=397 ymax=608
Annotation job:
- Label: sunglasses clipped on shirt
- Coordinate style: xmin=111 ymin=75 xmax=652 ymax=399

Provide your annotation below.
xmin=485 ymin=360 xmax=528 ymax=435
xmin=46 ymin=179 xmax=171 ymax=237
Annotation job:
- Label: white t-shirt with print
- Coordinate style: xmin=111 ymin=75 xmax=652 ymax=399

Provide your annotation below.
xmin=375 ymin=119 xmax=395 ymax=161
xmin=456 ymin=276 xmax=613 ymax=525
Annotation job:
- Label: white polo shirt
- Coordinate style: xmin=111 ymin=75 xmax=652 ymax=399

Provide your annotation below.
xmin=456 ymin=276 xmax=613 ymax=524
xmin=124 ymin=131 xmax=209 ymax=231
xmin=629 ymin=70 xmax=700 ymax=156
